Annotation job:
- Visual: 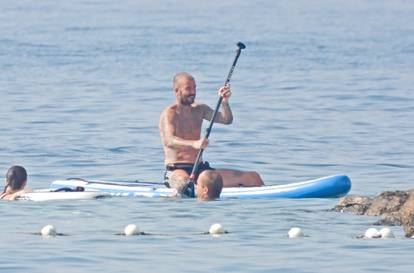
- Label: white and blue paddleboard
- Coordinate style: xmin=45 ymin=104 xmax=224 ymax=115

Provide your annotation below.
xmin=49 ymin=175 xmax=351 ymax=199
xmin=18 ymin=190 xmax=111 ymax=202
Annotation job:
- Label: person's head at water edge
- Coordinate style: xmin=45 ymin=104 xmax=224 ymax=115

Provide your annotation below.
xmin=196 ymin=170 xmax=223 ymax=201
xmin=1 ymin=165 xmax=29 ymax=200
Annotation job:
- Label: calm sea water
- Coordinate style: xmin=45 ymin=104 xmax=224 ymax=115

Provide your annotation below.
xmin=1 ymin=0 xmax=414 ymax=272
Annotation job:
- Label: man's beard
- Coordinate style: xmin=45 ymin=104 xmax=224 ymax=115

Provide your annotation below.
xmin=180 ymin=95 xmax=195 ymax=105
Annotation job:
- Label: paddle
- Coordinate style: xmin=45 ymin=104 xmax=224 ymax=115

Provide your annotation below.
xmin=184 ymin=42 xmax=246 ymax=197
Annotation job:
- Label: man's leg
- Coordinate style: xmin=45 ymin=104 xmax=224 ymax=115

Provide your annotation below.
xmin=167 ymin=169 xmax=192 ymax=195
xmin=215 ymin=169 xmax=264 ymax=187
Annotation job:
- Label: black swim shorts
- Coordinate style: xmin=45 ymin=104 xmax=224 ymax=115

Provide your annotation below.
xmin=164 ymin=161 xmax=215 ymax=188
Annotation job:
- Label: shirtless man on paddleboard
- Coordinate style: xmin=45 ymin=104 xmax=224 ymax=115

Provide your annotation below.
xmin=159 ymin=72 xmax=264 ymax=196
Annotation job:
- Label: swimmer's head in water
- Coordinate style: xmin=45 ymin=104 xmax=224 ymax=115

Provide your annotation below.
xmin=196 ymin=170 xmax=223 ymax=201
xmin=5 ymin=165 xmax=27 ymax=191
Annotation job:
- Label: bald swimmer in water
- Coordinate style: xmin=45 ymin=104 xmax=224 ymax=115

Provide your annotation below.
xmin=0 ymin=166 xmax=32 ymax=201
xmin=159 ymin=72 xmax=264 ymax=196
xmin=196 ymin=170 xmax=223 ymax=201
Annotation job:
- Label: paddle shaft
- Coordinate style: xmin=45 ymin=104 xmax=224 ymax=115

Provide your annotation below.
xmin=188 ymin=42 xmax=246 ymax=184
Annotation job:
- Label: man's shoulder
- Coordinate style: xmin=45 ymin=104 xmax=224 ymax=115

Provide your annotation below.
xmin=162 ymin=103 xmax=205 ymax=111
xmin=192 ymin=102 xmax=208 ymax=110
xmin=194 ymin=103 xmax=211 ymax=115
xmin=160 ymin=104 xmax=178 ymax=120
xmin=162 ymin=104 xmax=178 ymax=113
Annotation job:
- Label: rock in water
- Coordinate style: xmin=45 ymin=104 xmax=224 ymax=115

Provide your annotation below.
xmin=333 ymin=189 xmax=414 ymax=237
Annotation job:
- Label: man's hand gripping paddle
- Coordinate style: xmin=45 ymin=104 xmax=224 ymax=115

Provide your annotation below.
xmin=183 ymin=42 xmax=246 ymax=198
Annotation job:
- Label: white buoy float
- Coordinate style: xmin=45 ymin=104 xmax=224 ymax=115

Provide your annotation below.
xmin=364 ymin=227 xmax=381 ymax=239
xmin=379 ymin=227 xmax=395 ymax=238
xmin=124 ymin=224 xmax=140 ymax=236
xmin=41 ymin=225 xmax=57 ymax=236
xmin=209 ymin=223 xmax=226 ymax=235
xmin=288 ymin=227 xmax=304 ymax=238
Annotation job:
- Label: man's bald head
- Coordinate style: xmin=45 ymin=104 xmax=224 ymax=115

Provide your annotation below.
xmin=196 ymin=170 xmax=223 ymax=201
xmin=172 ymin=72 xmax=197 ymax=105
xmin=173 ymin=72 xmax=195 ymax=91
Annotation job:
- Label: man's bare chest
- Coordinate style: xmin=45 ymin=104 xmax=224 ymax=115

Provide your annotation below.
xmin=174 ymin=114 xmax=203 ymax=136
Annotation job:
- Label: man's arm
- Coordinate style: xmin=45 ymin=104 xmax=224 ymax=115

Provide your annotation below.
xmin=159 ymin=110 xmax=208 ymax=149
xmin=202 ymin=85 xmax=233 ymax=124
